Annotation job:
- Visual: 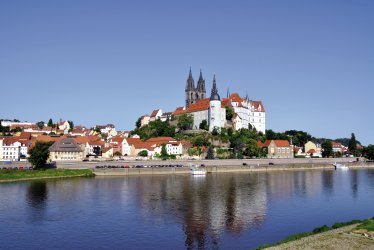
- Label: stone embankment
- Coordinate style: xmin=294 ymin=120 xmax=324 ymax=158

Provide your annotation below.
xmin=53 ymin=158 xmax=373 ymax=176
xmin=3 ymin=158 xmax=372 ymax=176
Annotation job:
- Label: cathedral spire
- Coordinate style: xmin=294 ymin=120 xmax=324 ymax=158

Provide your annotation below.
xmin=210 ymin=75 xmax=220 ymax=101
xmin=185 ymin=67 xmax=195 ymax=91
xmin=196 ymin=69 xmax=206 ymax=93
xmin=227 ymin=87 xmax=230 ymax=98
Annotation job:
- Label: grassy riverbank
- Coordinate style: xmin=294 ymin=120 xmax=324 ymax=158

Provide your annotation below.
xmin=257 ymin=218 xmax=374 ymax=249
xmin=0 ymin=168 xmax=95 ymax=182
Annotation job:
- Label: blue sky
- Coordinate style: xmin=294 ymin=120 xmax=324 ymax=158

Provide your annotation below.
xmin=1 ymin=1 xmax=373 ymax=145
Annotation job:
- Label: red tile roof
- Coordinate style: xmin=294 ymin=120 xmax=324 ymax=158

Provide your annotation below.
xmin=250 ymin=100 xmax=265 ymax=112
xmin=150 ymin=109 xmax=160 ymax=117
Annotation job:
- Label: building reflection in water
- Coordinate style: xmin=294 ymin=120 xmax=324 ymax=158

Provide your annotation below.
xmin=133 ymin=173 xmax=268 ymax=249
xmin=26 ymin=181 xmax=48 ymax=221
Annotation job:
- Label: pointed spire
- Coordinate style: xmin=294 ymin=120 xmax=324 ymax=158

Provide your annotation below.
xmin=227 ymin=87 xmax=230 ymax=98
xmin=196 ymin=69 xmax=206 ymax=92
xmin=210 ymin=75 xmax=220 ymax=101
xmin=185 ymin=67 xmax=195 ymax=91
xmin=245 ymin=91 xmax=249 ymax=101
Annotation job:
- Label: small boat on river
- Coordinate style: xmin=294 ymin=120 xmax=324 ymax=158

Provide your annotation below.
xmin=333 ymin=162 xmax=349 ymax=170
xmin=190 ymin=164 xmax=207 ymax=175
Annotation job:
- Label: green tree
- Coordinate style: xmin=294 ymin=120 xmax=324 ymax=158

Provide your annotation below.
xmin=138 ymin=150 xmax=148 ymax=157
xmin=348 ymin=133 xmax=357 ymax=156
xmin=113 ymin=151 xmax=122 ymax=157
xmin=28 ymin=141 xmax=54 ymax=169
xmin=244 ymin=139 xmax=259 ymax=158
xmin=225 ymin=106 xmax=234 ymax=121
xmin=36 ymin=121 xmax=45 ymax=129
xmin=47 ymin=118 xmax=54 ymax=128
xmin=160 ymin=144 xmax=168 ymax=159
xmin=322 ymin=141 xmax=333 ymax=158
xmin=68 ymin=120 xmax=74 ymax=130
xmin=206 ymin=146 xmax=214 ymax=159
xmin=177 ymin=114 xmax=193 ymax=130
xmin=364 ymin=145 xmax=374 ymax=160
xmin=135 ymin=117 xmax=142 ymax=129
xmin=199 ymin=120 xmax=209 ymax=130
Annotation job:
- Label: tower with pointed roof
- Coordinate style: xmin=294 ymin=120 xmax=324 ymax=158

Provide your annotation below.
xmin=208 ymin=75 xmax=225 ymax=131
xmin=185 ymin=68 xmax=206 ymax=108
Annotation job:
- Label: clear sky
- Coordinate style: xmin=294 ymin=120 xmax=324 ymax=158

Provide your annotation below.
xmin=1 ymin=1 xmax=373 ymax=145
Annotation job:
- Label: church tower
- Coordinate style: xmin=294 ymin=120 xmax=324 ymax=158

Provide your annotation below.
xmin=185 ymin=68 xmax=206 ymax=108
xmin=196 ymin=70 xmax=206 ymax=100
xmin=185 ymin=68 xmax=196 ymax=108
xmin=209 ymin=75 xmax=223 ymax=131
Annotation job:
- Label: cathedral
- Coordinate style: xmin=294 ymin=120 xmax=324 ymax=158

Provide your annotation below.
xmin=185 ymin=68 xmax=206 ymax=108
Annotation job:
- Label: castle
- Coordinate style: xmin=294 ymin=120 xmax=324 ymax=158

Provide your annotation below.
xmin=142 ymin=68 xmax=266 ymax=133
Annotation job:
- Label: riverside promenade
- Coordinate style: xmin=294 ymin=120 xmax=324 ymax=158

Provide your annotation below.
xmin=53 ymin=157 xmax=374 ymax=176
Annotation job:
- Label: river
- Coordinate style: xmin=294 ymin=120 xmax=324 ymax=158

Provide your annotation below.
xmin=1 ymin=169 xmax=373 ymax=249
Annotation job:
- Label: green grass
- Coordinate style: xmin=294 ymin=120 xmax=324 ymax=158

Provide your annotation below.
xmin=357 ymin=219 xmax=374 ymax=231
xmin=256 ymin=219 xmax=367 ymax=250
xmin=0 ymin=168 xmax=95 ymax=181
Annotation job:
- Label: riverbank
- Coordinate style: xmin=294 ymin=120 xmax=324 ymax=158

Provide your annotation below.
xmin=0 ymin=169 xmax=95 ymax=183
xmin=258 ymin=219 xmax=374 ymax=250
xmin=94 ymin=161 xmax=374 ymax=176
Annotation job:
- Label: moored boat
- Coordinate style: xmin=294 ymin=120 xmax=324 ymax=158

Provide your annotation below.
xmin=190 ymin=164 xmax=207 ymax=175
xmin=333 ymin=162 xmax=349 ymax=170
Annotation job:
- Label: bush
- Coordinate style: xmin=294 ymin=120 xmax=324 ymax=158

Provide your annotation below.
xmin=312 ymin=225 xmax=330 ymax=233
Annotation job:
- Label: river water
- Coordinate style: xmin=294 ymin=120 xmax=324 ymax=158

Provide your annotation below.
xmin=0 ymin=169 xmax=373 ymax=250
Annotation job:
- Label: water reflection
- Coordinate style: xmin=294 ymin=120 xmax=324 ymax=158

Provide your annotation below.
xmin=26 ymin=181 xmax=48 ymax=221
xmin=350 ymin=170 xmax=358 ymax=198
xmin=322 ymin=170 xmax=334 ymax=195
xmin=134 ymin=173 xmax=268 ymax=249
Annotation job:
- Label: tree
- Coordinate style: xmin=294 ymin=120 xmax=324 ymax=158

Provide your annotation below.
xmin=113 ymin=151 xmax=122 ymax=157
xmin=244 ymin=139 xmax=259 ymax=158
xmin=28 ymin=141 xmax=54 ymax=169
xmin=135 ymin=117 xmax=142 ymax=129
xmin=138 ymin=150 xmax=148 ymax=157
xmin=348 ymin=133 xmax=357 ymax=156
xmin=47 ymin=118 xmax=54 ymax=128
xmin=199 ymin=120 xmax=209 ymax=131
xmin=364 ymin=145 xmax=374 ymax=160
xmin=225 ymin=106 xmax=234 ymax=121
xmin=36 ymin=121 xmax=45 ymax=129
xmin=160 ymin=144 xmax=168 ymax=159
xmin=322 ymin=141 xmax=333 ymax=158
xmin=68 ymin=120 xmax=74 ymax=130
xmin=177 ymin=114 xmax=193 ymax=130
xmin=206 ymin=146 xmax=214 ymax=159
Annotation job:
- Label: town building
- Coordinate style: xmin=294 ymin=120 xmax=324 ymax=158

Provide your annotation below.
xmin=48 ymin=138 xmax=84 ymax=161
xmin=304 ymin=141 xmax=322 ymax=158
xmin=258 ymin=140 xmax=293 ymax=158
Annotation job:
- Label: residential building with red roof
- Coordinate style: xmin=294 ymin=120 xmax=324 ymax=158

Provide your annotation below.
xmin=258 ymin=140 xmax=293 ymax=158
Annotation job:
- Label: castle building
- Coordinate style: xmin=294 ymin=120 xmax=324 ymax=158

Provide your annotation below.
xmin=185 ymin=68 xmax=206 ymax=108
xmin=146 ymin=68 xmax=266 ymax=134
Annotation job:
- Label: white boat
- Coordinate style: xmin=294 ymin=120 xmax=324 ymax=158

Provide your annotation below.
xmin=189 ymin=164 xmax=207 ymax=175
xmin=333 ymin=162 xmax=349 ymax=170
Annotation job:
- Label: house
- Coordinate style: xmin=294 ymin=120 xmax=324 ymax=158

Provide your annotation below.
xmin=140 ymin=115 xmax=151 ymax=127
xmin=0 ymin=137 xmax=32 ymax=161
xmin=259 ymin=140 xmax=293 ymax=158
xmin=95 ymin=124 xmax=117 ymax=136
xmin=304 ymin=141 xmax=322 ymax=158
xmin=294 ymin=147 xmax=304 ymax=157
xmin=102 ymin=147 xmax=114 ymax=159
xmin=58 ymin=121 xmax=71 ymax=132
xmin=150 ymin=109 xmax=163 ymax=122
xmin=48 ymin=138 xmax=84 ymax=161
xmin=331 ymin=141 xmax=347 ymax=155
xmin=146 ymin=137 xmax=183 ymax=156
xmin=73 ymin=136 xmax=104 ymax=157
